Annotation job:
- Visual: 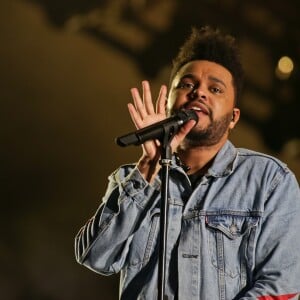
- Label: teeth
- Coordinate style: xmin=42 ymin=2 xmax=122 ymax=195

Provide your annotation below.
xmin=191 ymin=106 xmax=202 ymax=111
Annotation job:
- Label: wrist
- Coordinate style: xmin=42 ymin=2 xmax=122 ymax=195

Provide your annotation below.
xmin=137 ymin=155 xmax=161 ymax=184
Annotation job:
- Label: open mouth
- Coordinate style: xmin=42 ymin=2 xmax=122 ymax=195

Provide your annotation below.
xmin=188 ymin=104 xmax=209 ymax=115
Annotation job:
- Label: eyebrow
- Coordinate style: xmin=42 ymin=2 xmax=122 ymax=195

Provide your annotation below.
xmin=178 ymin=74 xmax=227 ymax=88
xmin=179 ymin=74 xmax=195 ymax=81
xmin=208 ymin=75 xmax=227 ymax=88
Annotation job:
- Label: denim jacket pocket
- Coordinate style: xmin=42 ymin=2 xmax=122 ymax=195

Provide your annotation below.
xmin=206 ymin=213 xmax=260 ymax=279
xmin=127 ymin=207 xmax=160 ymax=268
xmin=142 ymin=208 xmax=160 ymax=266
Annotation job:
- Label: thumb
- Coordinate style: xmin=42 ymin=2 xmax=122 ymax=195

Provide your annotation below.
xmin=170 ymin=120 xmax=197 ymax=149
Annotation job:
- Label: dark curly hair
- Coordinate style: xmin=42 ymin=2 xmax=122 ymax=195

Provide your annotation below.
xmin=170 ymin=26 xmax=244 ymax=106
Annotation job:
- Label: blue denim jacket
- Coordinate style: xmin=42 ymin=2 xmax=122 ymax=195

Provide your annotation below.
xmin=75 ymin=141 xmax=300 ymax=300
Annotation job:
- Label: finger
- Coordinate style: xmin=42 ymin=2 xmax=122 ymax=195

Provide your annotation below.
xmin=131 ymin=87 xmax=148 ymax=119
xmin=127 ymin=103 xmax=144 ymax=129
xmin=128 ymin=102 xmax=158 ymax=156
xmin=156 ymin=85 xmax=168 ymax=115
xmin=171 ymin=120 xmax=196 ymax=149
xmin=142 ymin=81 xmax=155 ymax=115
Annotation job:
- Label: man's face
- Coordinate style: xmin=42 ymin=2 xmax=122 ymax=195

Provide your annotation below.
xmin=167 ymin=60 xmax=240 ymax=147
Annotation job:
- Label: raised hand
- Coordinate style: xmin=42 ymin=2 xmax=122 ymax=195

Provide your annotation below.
xmin=128 ymin=80 xmax=196 ymax=183
xmin=128 ymin=80 xmax=167 ymax=161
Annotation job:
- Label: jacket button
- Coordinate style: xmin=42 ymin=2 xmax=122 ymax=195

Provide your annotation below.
xmin=133 ymin=181 xmax=140 ymax=189
xmin=230 ymin=224 xmax=238 ymax=234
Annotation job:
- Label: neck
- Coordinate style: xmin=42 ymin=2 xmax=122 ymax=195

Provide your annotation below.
xmin=176 ymin=138 xmax=227 ymax=175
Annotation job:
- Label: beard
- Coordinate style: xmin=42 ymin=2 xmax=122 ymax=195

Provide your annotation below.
xmin=184 ymin=111 xmax=233 ymax=147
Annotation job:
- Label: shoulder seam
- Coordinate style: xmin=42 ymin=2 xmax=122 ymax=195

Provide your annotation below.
xmin=236 ymin=148 xmax=289 ymax=173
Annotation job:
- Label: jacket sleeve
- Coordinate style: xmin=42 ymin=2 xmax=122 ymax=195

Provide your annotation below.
xmin=239 ymin=167 xmax=300 ymax=300
xmin=74 ymin=164 xmax=160 ymax=275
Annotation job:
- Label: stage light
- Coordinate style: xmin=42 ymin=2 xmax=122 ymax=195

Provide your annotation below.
xmin=275 ymin=56 xmax=294 ymax=79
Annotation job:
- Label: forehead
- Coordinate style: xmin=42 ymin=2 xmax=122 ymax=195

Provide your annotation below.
xmin=174 ymin=60 xmax=233 ymax=84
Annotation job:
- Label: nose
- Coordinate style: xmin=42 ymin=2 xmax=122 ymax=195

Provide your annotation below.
xmin=189 ymin=86 xmax=207 ymax=101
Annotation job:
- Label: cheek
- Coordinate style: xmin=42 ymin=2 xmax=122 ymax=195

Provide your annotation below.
xmin=167 ymin=91 xmax=185 ymax=112
xmin=166 ymin=92 xmax=176 ymax=113
xmin=213 ymin=98 xmax=234 ymax=115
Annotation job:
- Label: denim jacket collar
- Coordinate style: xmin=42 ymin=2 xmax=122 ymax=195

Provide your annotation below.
xmin=206 ymin=140 xmax=238 ymax=178
xmin=173 ymin=140 xmax=238 ymax=178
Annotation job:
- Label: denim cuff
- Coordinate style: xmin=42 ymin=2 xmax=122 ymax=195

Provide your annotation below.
xmin=121 ymin=166 xmax=160 ymax=208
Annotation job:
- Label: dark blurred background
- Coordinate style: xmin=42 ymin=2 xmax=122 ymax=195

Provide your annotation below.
xmin=1 ymin=0 xmax=299 ymax=299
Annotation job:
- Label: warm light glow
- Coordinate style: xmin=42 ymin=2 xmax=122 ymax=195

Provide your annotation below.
xmin=275 ymin=56 xmax=294 ymax=80
xmin=278 ymin=56 xmax=294 ymax=73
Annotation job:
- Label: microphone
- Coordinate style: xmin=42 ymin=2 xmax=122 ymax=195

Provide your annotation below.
xmin=115 ymin=109 xmax=198 ymax=147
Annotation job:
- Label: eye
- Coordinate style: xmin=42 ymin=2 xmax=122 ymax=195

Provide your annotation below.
xmin=210 ymin=86 xmax=223 ymax=94
xmin=176 ymin=81 xmax=195 ymax=90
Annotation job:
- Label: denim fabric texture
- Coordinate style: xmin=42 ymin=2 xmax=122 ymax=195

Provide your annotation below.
xmin=75 ymin=141 xmax=300 ymax=300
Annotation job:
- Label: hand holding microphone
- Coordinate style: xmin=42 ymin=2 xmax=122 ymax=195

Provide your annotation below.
xmin=118 ymin=81 xmax=197 ymax=183
xmin=116 ymin=109 xmax=198 ymax=147
xmin=118 ymin=81 xmax=198 ymax=150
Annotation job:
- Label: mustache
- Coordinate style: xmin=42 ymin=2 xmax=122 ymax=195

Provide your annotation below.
xmin=173 ymin=101 xmax=213 ymax=121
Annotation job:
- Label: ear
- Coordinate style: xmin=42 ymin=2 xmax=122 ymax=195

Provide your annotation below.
xmin=229 ymin=108 xmax=240 ymax=130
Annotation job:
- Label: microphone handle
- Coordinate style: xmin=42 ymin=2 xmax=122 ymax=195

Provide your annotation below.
xmin=116 ymin=110 xmax=197 ymax=147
